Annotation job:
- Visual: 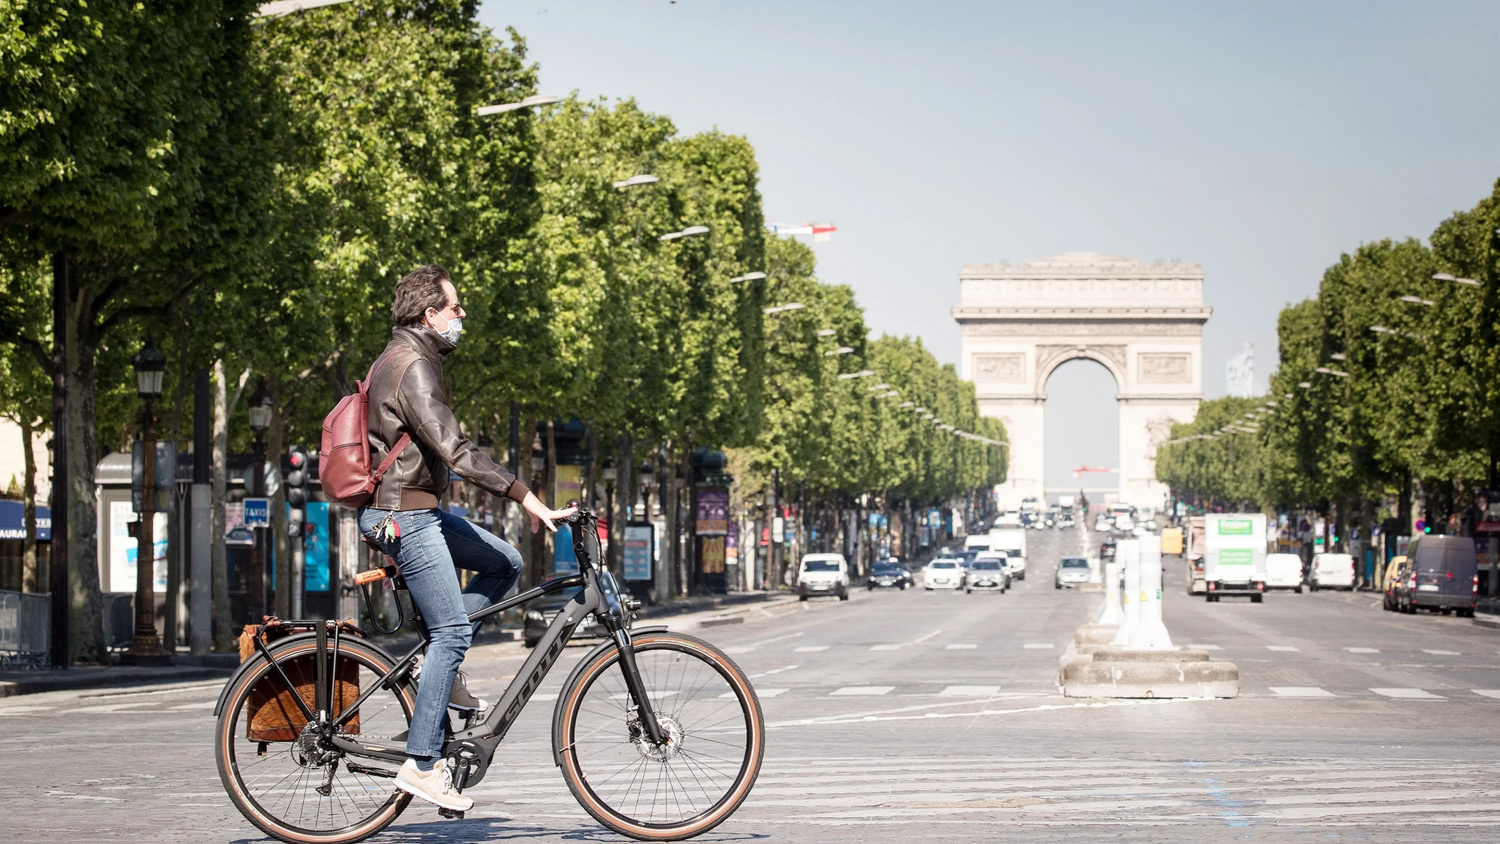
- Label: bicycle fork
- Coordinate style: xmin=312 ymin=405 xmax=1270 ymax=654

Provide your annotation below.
xmin=612 ymin=628 xmax=668 ymax=747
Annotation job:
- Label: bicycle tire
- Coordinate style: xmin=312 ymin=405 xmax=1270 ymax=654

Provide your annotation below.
xmin=216 ymin=637 xmax=415 ymax=844
xmin=556 ymin=631 xmax=764 ymax=840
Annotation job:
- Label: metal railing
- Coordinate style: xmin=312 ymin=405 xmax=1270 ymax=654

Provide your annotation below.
xmin=0 ymin=590 xmax=51 ymax=670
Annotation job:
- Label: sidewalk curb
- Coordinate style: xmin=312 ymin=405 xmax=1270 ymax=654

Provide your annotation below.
xmin=0 ymin=665 xmax=234 ymax=698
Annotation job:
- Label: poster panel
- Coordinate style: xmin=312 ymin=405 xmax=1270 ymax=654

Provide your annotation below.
xmin=624 ymin=524 xmax=654 ymax=581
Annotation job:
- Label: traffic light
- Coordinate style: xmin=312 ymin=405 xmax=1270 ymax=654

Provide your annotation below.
xmin=286 ymin=446 xmax=309 ymax=537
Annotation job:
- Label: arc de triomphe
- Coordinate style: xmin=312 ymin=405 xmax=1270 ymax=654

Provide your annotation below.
xmin=953 ymin=252 xmax=1211 ymax=512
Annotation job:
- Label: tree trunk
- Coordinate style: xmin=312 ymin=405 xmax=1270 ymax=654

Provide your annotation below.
xmin=659 ymin=443 xmax=677 ymax=602
xmin=20 ymin=415 xmax=38 ymax=593
xmin=610 ymin=432 xmax=635 ymax=576
xmin=64 ymin=317 xmax=106 ymax=662
xmin=210 ymin=359 xmax=233 ymax=651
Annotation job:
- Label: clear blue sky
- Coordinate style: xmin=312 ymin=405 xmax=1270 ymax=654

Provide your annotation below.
xmin=480 ymin=0 xmax=1500 ymax=484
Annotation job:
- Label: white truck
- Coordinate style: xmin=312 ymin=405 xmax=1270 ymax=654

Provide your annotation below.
xmin=1204 ymin=513 xmax=1268 ymax=603
xmin=988 ymin=528 xmax=1028 ymax=580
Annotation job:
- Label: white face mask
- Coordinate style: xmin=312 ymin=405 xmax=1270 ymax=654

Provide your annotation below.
xmin=429 ymin=311 xmax=462 ymax=346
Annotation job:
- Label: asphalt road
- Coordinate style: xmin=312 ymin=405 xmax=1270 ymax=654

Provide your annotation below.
xmin=3 ymin=525 xmax=1499 ymax=842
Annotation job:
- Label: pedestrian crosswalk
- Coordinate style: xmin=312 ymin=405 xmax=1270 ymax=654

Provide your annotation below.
xmin=459 ymin=754 xmax=1500 ymax=828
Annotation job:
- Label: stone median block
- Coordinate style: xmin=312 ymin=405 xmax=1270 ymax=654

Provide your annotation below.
xmin=1091 ymin=648 xmax=1210 ymax=663
xmin=1074 ymin=624 xmax=1119 ymax=646
xmin=1061 ymin=659 xmax=1239 ymax=699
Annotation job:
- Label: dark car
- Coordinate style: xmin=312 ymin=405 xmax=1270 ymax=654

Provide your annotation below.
xmin=523 ymin=585 xmax=614 ymax=648
xmin=1100 ymin=537 xmax=1117 ymax=559
xmin=1402 ymin=536 xmax=1478 ymax=616
xmin=868 ymin=560 xmax=913 ymax=590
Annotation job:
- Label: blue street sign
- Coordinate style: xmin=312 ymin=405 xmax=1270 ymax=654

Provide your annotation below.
xmin=243 ymin=498 xmax=271 ymax=528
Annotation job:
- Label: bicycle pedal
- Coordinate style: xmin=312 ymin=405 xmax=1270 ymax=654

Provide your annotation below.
xmin=438 ymin=808 xmax=465 ymax=820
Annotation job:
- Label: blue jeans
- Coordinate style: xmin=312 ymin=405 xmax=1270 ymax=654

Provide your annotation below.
xmin=357 ymin=506 xmax=522 ymax=759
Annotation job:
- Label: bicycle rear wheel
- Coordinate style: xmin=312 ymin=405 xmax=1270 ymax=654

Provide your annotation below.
xmin=556 ymin=631 xmax=765 ymax=840
xmin=215 ymin=637 xmax=415 ymax=844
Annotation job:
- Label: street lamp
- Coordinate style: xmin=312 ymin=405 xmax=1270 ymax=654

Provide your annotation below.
xmin=613 ymin=174 xmax=659 ymax=189
xmin=764 ymin=302 xmax=805 ymax=315
xmin=123 ymin=338 xmax=171 ymax=665
xmin=823 ymin=346 xmax=854 ymax=357
xmin=1298 ymin=381 xmax=1313 ymax=389
xmin=257 ymin=0 xmax=353 ymax=16
xmin=247 ymin=381 xmax=272 ymax=621
xmin=1399 ymin=294 xmax=1435 ymax=307
xmin=816 ymin=329 xmax=836 ymax=337
xmin=476 ymin=95 xmax=561 ymax=116
xmin=837 ymin=369 xmax=875 ymax=380
xmin=660 ymin=225 xmax=710 ymax=242
xmin=729 ymin=271 xmax=766 ymax=283
xmin=1433 ymin=272 xmax=1481 ymax=287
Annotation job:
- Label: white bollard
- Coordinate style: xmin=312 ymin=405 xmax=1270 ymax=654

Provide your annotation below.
xmin=1096 ymin=559 xmax=1123 ymax=624
xmin=1127 ymin=534 xmax=1176 ymax=650
xmin=1110 ymin=540 xmax=1141 ymax=645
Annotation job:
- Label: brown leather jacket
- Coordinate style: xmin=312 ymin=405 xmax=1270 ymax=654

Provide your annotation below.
xmin=365 ymin=326 xmax=529 ymax=511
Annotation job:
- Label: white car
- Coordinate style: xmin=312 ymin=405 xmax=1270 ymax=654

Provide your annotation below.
xmin=1265 ymin=553 xmax=1304 ymax=592
xmin=1309 ymin=553 xmax=1355 ymax=591
xmin=923 ymin=559 xmax=965 ymax=590
xmin=1055 ymin=556 xmax=1092 ymax=589
xmin=1114 ymin=515 xmax=1135 ymax=532
xmin=797 ymin=553 xmax=850 ymax=601
xmin=1093 ymin=516 xmax=1113 ymax=532
xmin=1004 ymin=550 xmax=1027 ymax=581
xmin=968 ymin=554 xmax=1010 ymax=592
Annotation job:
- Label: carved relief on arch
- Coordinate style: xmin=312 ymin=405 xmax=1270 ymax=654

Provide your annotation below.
xmin=1138 ymin=352 xmax=1192 ymax=384
xmin=972 ymin=353 xmax=1025 ymax=383
xmin=1035 ymin=343 xmax=1126 ymax=383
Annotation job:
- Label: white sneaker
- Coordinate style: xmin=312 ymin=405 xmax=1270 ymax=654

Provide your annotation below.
xmin=395 ymin=759 xmax=473 ymax=812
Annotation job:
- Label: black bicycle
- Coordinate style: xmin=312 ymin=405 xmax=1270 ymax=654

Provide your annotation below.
xmin=213 ymin=506 xmax=764 ymax=843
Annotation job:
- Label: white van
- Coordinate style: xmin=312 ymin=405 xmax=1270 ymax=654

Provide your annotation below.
xmin=1310 ymin=553 xmax=1355 ymax=591
xmin=1265 ymin=553 xmax=1304 ymax=592
xmin=797 ymin=553 xmax=850 ymax=601
xmin=964 ymin=534 xmax=994 ymax=551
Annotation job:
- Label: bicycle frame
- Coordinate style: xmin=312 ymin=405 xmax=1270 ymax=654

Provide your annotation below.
xmin=324 ymin=508 xmax=664 ymax=789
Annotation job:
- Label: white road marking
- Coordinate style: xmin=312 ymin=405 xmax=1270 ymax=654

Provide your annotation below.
xmin=870 ymin=644 xmax=902 ymax=651
xmin=0 ymin=705 xmax=53 ymax=715
xmin=1185 ymin=644 xmax=1221 ymax=650
xmin=530 ymin=692 xmax=559 ymax=702
xmin=941 ymin=685 xmax=1001 ymax=696
xmin=168 ymin=701 xmax=219 ymax=711
xmin=1022 ymin=643 xmax=1054 ymax=649
xmin=1270 ymin=687 xmax=1337 ymax=698
xmin=1266 ymin=645 xmax=1301 ymax=652
xmin=944 ymin=644 xmax=977 ymax=650
xmin=752 ymin=665 xmax=799 ymax=679
xmin=1473 ymin=690 xmax=1500 ymax=699
xmin=58 ymin=702 xmax=161 ymax=714
xmin=1370 ymin=688 xmax=1445 ymax=700
xmin=910 ymin=629 xmax=944 ymax=645
xmin=1345 ymin=647 xmax=1380 ymax=654
xmin=1422 ymin=649 xmax=1460 ymax=656
xmin=724 ymin=646 xmax=756 ymax=654
xmin=720 ymin=688 xmax=788 ymax=699
xmin=794 ymin=645 xmax=829 ymax=653
xmin=830 ymin=686 xmax=894 ymax=696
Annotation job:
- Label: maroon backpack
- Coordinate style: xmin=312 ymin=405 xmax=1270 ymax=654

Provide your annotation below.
xmin=319 ymin=353 xmax=413 ymax=509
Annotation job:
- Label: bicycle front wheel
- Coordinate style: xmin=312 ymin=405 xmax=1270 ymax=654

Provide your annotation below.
xmin=556 ymin=631 xmax=765 ymax=840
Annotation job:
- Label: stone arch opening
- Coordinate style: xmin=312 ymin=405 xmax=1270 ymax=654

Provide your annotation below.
xmin=1043 ymin=357 xmax=1120 ymax=504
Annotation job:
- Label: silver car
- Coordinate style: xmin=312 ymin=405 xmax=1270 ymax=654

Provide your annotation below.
xmin=1055 ymin=556 xmax=1092 ymax=589
xmin=967 ymin=558 xmax=1009 ymax=593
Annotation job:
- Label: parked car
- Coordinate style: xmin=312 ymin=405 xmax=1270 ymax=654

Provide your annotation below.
xmin=797 ymin=553 xmax=850 ymax=601
xmin=1309 ymin=553 xmax=1355 ymax=591
xmin=1055 ymin=556 xmax=1092 ymax=589
xmin=1403 ymin=535 xmax=1479 ymax=616
xmin=524 ymin=585 xmax=611 ymax=648
xmin=1381 ymin=555 xmax=1409 ymax=610
xmin=923 ymin=559 xmax=965 ymax=590
xmin=1265 ymin=553 xmax=1305 ymax=592
xmin=966 ymin=558 xmax=1009 ymax=593
xmin=868 ymin=560 xmax=912 ymax=590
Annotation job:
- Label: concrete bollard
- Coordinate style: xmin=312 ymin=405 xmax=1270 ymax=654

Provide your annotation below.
xmin=1096 ymin=560 xmax=1123 ymax=625
xmin=1126 ymin=534 xmax=1175 ymax=650
xmin=1110 ymin=540 xmax=1141 ymax=646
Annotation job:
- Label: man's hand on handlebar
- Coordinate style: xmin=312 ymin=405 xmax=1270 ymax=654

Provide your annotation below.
xmin=521 ymin=490 xmax=577 ymax=534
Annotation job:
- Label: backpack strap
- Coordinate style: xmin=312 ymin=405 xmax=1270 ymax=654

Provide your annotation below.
xmin=364 ymin=349 xmax=418 ymax=487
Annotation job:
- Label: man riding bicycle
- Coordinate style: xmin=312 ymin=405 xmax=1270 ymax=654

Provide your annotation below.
xmin=358 ymin=264 xmax=574 ymax=811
